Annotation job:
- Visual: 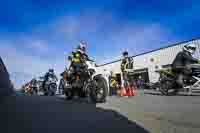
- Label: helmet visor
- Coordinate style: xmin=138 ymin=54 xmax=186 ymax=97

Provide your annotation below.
xmin=188 ymin=46 xmax=196 ymax=51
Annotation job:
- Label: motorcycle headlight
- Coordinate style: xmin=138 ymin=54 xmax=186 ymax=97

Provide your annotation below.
xmin=89 ymin=69 xmax=95 ymax=75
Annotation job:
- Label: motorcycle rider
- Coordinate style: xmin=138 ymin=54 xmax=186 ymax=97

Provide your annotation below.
xmin=67 ymin=41 xmax=90 ymax=78
xmin=172 ymin=44 xmax=199 ymax=88
xmin=42 ymin=69 xmax=58 ymax=91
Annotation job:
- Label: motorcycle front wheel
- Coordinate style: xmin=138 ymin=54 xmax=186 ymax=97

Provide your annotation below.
xmin=48 ymin=83 xmax=57 ymax=96
xmin=90 ymin=76 xmax=108 ymax=103
xmin=160 ymin=79 xmax=179 ymax=96
xmin=65 ymin=89 xmax=74 ymax=100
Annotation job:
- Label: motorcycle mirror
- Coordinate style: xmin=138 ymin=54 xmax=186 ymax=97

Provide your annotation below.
xmin=68 ymin=56 xmax=72 ymax=61
xmin=88 ymin=58 xmax=95 ymax=62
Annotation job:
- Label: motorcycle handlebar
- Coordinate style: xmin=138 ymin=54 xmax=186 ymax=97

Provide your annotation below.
xmin=87 ymin=59 xmax=94 ymax=62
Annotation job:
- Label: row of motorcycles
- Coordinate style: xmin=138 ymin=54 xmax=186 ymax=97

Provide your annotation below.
xmin=23 ymin=61 xmax=200 ymax=98
xmin=23 ymin=76 xmax=58 ymax=96
xmin=22 ymin=59 xmax=108 ymax=103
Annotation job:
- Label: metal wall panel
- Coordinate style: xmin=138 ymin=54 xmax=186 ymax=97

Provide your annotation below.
xmin=97 ymin=39 xmax=200 ymax=83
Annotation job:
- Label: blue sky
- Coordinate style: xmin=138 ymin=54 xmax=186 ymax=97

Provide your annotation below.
xmin=0 ymin=0 xmax=200 ymax=88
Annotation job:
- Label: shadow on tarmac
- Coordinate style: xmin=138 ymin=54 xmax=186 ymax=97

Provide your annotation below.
xmin=0 ymin=95 xmax=150 ymax=133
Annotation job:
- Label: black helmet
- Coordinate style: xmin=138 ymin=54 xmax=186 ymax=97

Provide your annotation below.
xmin=49 ymin=69 xmax=54 ymax=73
xmin=122 ymin=50 xmax=129 ymax=56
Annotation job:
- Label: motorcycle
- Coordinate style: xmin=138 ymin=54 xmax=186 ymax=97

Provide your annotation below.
xmin=63 ymin=58 xmax=108 ymax=103
xmin=43 ymin=76 xmax=58 ymax=96
xmin=24 ymin=83 xmax=37 ymax=96
xmin=58 ymin=71 xmax=67 ymax=95
xmin=156 ymin=63 xmax=200 ymax=95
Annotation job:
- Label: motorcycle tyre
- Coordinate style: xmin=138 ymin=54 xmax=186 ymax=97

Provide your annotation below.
xmin=160 ymin=80 xmax=179 ymax=96
xmin=65 ymin=89 xmax=74 ymax=100
xmin=48 ymin=83 xmax=57 ymax=96
xmin=90 ymin=76 xmax=108 ymax=103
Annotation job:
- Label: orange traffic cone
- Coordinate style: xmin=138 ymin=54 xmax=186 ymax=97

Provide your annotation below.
xmin=127 ymin=85 xmax=136 ymax=97
xmin=126 ymin=87 xmax=131 ymax=96
xmin=120 ymin=87 xmax=127 ymax=97
xmin=131 ymin=87 xmax=134 ymax=96
xmin=132 ymin=86 xmax=137 ymax=96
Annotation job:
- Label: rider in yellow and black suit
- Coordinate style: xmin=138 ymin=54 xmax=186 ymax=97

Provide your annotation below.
xmin=68 ymin=41 xmax=89 ymax=79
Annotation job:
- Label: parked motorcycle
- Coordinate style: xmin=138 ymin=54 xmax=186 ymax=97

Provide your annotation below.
xmin=156 ymin=63 xmax=200 ymax=95
xmin=63 ymin=59 xmax=108 ymax=103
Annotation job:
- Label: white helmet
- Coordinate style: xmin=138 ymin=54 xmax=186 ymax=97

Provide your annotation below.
xmin=77 ymin=40 xmax=86 ymax=54
xmin=183 ymin=44 xmax=196 ymax=54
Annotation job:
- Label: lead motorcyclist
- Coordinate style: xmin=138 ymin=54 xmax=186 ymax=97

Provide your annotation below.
xmin=42 ymin=69 xmax=58 ymax=90
xmin=67 ymin=40 xmax=90 ymax=79
xmin=172 ymin=44 xmax=199 ymax=88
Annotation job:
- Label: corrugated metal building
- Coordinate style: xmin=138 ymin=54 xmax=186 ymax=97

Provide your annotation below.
xmin=96 ymin=38 xmax=200 ymax=84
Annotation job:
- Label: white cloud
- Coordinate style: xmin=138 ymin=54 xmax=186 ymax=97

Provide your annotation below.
xmin=94 ymin=23 xmax=179 ymax=64
xmin=28 ymin=40 xmax=49 ymax=53
xmin=0 ymin=42 xmax=65 ymax=89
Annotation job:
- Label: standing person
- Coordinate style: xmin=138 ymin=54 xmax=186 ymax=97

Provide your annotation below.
xmin=121 ymin=50 xmax=133 ymax=88
xmin=120 ymin=50 xmax=134 ymax=96
xmin=137 ymin=76 xmax=143 ymax=89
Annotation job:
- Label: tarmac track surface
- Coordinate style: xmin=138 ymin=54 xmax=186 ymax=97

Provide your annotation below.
xmin=1 ymin=93 xmax=200 ymax=133
xmin=97 ymin=95 xmax=200 ymax=133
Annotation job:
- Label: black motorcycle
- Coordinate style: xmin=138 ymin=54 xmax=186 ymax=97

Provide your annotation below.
xmin=156 ymin=63 xmax=200 ymax=95
xmin=62 ymin=59 xmax=108 ymax=103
